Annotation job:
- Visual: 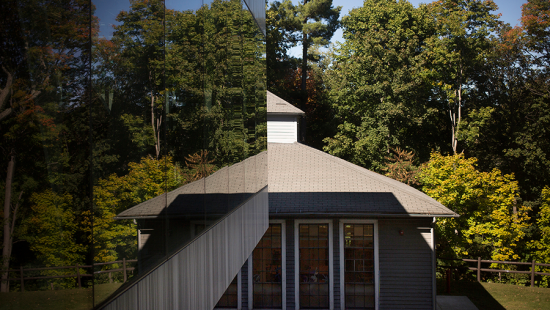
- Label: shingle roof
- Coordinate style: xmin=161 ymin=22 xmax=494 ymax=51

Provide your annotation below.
xmin=268 ymin=142 xmax=458 ymax=217
xmin=267 ymin=91 xmax=305 ymax=115
xmin=115 ymin=151 xmax=268 ymax=219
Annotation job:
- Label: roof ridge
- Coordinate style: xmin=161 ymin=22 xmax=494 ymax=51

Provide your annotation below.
xmin=292 ymin=143 xmax=449 ymax=212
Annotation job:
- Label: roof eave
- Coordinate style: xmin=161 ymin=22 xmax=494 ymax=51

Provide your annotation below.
xmin=268 ymin=212 xmax=460 ymax=218
xmin=268 ymin=112 xmax=305 ymax=116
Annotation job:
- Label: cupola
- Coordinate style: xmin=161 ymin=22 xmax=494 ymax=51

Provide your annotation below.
xmin=267 ymin=91 xmax=305 ymax=143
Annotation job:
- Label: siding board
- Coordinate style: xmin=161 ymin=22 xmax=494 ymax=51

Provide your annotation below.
xmin=378 ymin=219 xmax=434 ymax=310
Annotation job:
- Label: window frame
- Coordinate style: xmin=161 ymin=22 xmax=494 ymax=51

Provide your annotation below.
xmin=294 ymin=219 xmax=334 ymax=310
xmin=248 ymin=220 xmax=286 ymax=309
xmin=339 ymin=219 xmax=379 ymax=310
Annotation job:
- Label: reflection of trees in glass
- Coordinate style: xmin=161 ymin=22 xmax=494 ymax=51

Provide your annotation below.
xmin=185 ymin=150 xmax=215 ymax=181
xmin=92 ymin=156 xmax=185 ymax=265
xmin=0 ymin=0 xmax=265 ymax=293
xmin=93 ymin=0 xmax=266 ymax=169
xmin=164 ymin=0 xmax=266 ymax=167
xmin=1 ymin=0 xmax=91 ymax=292
xmin=94 ymin=0 xmax=166 ymax=159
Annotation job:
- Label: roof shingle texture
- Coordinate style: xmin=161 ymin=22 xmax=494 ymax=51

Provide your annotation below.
xmin=116 ymin=151 xmax=268 ymax=219
xmin=268 ymin=142 xmax=457 ymax=217
xmin=267 ymin=91 xmax=305 ymax=115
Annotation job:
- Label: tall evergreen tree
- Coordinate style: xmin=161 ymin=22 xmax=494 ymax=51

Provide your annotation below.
xmin=267 ymin=0 xmax=340 ymax=143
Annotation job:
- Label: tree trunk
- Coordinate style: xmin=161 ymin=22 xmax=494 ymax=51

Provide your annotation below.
xmin=151 ymin=92 xmax=160 ymax=159
xmin=1 ymin=154 xmax=15 ymax=292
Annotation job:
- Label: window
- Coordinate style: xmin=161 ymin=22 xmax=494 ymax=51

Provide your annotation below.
xmin=339 ymin=220 xmax=379 ymax=310
xmin=295 ymin=220 xmax=333 ymax=309
xmin=251 ymin=221 xmax=286 ymax=308
xmin=215 ymin=272 xmax=240 ymax=309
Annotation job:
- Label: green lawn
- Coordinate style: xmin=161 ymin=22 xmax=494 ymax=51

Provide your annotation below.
xmin=0 ymin=283 xmax=122 ymax=310
xmin=438 ymin=279 xmax=550 ymax=310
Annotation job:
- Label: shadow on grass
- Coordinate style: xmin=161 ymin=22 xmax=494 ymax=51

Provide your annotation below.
xmin=437 ymin=279 xmax=506 ymax=310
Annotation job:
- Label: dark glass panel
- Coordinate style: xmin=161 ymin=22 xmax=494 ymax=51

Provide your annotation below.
xmin=344 ymin=224 xmax=375 ymax=309
xmin=299 ymin=223 xmax=329 ymax=309
xmin=1 ymin=0 xmax=265 ymax=307
xmin=253 ymin=224 xmax=282 ymax=309
xmin=1 ymin=0 xmax=92 ymax=307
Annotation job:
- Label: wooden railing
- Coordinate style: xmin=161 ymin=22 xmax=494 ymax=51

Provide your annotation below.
xmin=439 ymin=257 xmax=550 ymax=288
xmin=1 ymin=258 xmax=137 ymax=292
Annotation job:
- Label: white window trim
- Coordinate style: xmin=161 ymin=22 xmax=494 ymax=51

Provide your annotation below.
xmin=339 ymin=219 xmax=379 ymax=310
xmin=294 ymin=219 xmax=334 ymax=310
xmin=248 ymin=220 xmax=287 ymax=310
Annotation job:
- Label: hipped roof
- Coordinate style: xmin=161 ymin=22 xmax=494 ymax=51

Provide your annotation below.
xmin=116 ymin=92 xmax=457 ymax=219
xmin=115 ymin=152 xmax=267 ymax=219
xmin=267 ymin=142 xmax=457 ymax=217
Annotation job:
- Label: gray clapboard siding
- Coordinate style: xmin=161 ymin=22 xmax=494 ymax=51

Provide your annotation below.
xmin=101 ymin=187 xmax=269 ymax=310
xmin=378 ymin=218 xmax=434 ymax=310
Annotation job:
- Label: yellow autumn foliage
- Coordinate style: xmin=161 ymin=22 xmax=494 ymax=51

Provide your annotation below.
xmin=418 ymin=152 xmax=531 ymax=262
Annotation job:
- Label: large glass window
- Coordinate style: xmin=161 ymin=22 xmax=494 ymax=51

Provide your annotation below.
xmin=0 ymin=0 xmax=265 ymax=308
xmin=253 ymin=223 xmax=283 ymax=308
xmin=341 ymin=222 xmax=377 ymax=310
xmin=298 ymin=223 xmax=331 ymax=309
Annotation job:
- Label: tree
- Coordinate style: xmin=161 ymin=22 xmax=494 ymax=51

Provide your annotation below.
xmin=19 ymin=190 xmax=86 ymax=288
xmin=267 ymin=0 xmax=340 ymax=142
xmin=107 ymin=0 xmax=166 ymax=159
xmin=521 ymin=0 xmax=550 ymax=94
xmin=185 ymin=150 xmax=216 ymax=181
xmin=418 ymin=152 xmax=531 ymax=262
xmin=164 ymin=0 xmax=266 ymax=166
xmin=267 ymin=0 xmax=300 ymax=95
xmin=1 ymin=0 xmax=91 ymax=292
xmin=323 ymin=0 xmax=445 ymax=171
xmin=92 ymin=156 xmax=185 ymax=265
xmin=530 ymin=187 xmax=550 ymax=287
xmin=455 ymin=9 xmax=550 ymax=202
xmin=382 ymin=147 xmax=420 ymax=187
xmin=425 ymin=0 xmax=501 ymax=154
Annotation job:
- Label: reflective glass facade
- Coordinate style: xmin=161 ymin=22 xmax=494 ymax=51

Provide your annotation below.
xmin=0 ymin=0 xmax=266 ymax=308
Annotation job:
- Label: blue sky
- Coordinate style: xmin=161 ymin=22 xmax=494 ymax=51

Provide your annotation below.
xmin=94 ymin=0 xmax=527 ymax=51
xmin=289 ymin=0 xmax=527 ymax=56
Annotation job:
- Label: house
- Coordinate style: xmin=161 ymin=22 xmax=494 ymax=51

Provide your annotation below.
xmin=104 ymin=91 xmax=457 ymax=310
xmin=228 ymin=92 xmax=458 ymax=310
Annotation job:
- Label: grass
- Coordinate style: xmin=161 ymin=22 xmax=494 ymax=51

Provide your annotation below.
xmin=438 ymin=279 xmax=550 ymax=310
xmin=0 ymin=283 xmax=122 ymax=310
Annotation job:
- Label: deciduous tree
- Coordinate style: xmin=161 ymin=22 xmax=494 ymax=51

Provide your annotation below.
xmin=418 ymin=152 xmax=531 ymax=262
xmin=323 ymin=0 xmax=445 ymax=171
xmin=425 ymin=0 xmax=501 ymax=154
xmin=92 ymin=156 xmax=184 ymax=264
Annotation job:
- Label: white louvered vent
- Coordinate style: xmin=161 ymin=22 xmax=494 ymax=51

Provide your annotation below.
xmin=268 ymin=114 xmax=298 ymax=143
